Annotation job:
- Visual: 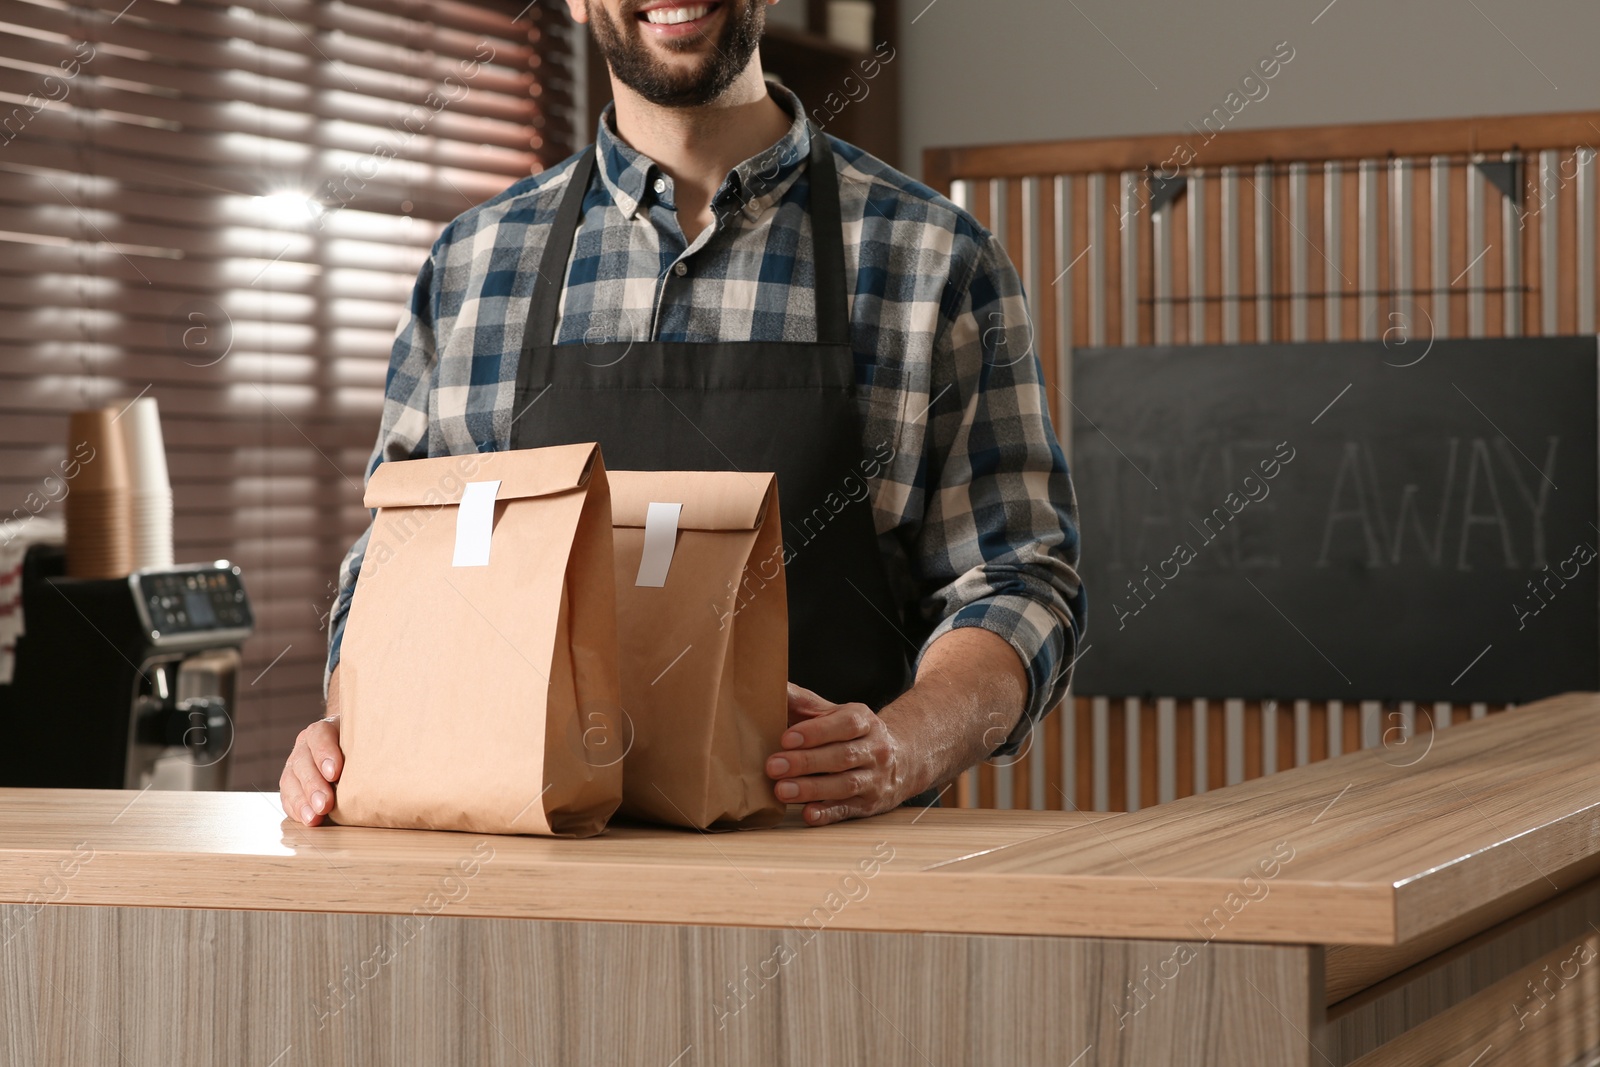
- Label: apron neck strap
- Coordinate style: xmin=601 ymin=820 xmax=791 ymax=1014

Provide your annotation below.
xmin=527 ymin=126 xmax=850 ymax=347
xmin=528 ymin=148 xmax=598 ymax=343
xmin=805 ymin=128 xmax=849 ymax=346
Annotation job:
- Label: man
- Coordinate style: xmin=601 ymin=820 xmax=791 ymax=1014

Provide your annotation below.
xmin=280 ymin=0 xmax=1083 ymax=828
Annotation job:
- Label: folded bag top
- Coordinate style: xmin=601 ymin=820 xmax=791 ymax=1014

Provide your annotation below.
xmin=333 ymin=442 xmax=624 ymax=837
xmin=361 ymin=443 xmax=598 ymax=509
xmin=607 ymin=470 xmax=772 ymax=532
xmin=607 ymin=470 xmax=787 ymax=830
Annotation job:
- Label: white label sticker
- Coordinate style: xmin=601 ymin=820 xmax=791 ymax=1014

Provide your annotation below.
xmin=451 ymin=479 xmax=502 ymax=568
xmin=635 ymin=502 xmax=683 ymax=587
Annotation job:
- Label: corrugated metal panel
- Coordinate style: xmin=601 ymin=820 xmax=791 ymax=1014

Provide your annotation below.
xmin=1361 ymin=700 xmax=1382 ymax=750
xmin=1359 ymin=160 xmax=1380 ymax=339
xmin=1225 ymin=698 xmax=1245 ymax=786
xmin=1580 ymin=149 xmax=1596 ymax=333
xmin=1391 ymin=159 xmax=1413 ymax=340
xmin=950 ymin=178 xmax=970 ymax=213
xmin=993 ymin=761 xmax=1013 ymax=811
xmin=1157 ymin=697 xmax=1177 ymax=804
xmin=1431 ymin=157 xmax=1451 ymax=340
xmin=1255 ymin=163 xmax=1273 ymax=341
xmin=1022 ymin=177 xmax=1040 ymax=310
xmin=990 ymin=178 xmax=1007 ymax=257
xmin=1222 ymin=168 xmax=1241 ymax=343
xmin=1054 ymin=175 xmax=1074 ymax=443
xmin=1325 ymin=162 xmax=1343 ymax=341
xmin=1153 ymin=192 xmax=1173 ymax=345
xmin=1290 ymin=163 xmax=1309 ymax=341
xmin=1089 ymin=173 xmax=1106 ymax=348
xmin=1060 ymin=697 xmax=1077 ymax=812
xmin=1124 ymin=696 xmax=1141 ymax=811
xmin=1189 ymin=173 xmax=1206 ymax=343
xmin=1262 ymin=700 xmax=1278 ymax=776
xmin=1468 ymin=158 xmax=1486 ymax=336
xmin=1295 ymin=700 xmax=1311 ymax=767
xmin=1541 ymin=150 xmax=1560 ymax=335
xmin=1502 ymin=151 xmax=1524 ymax=336
xmin=1120 ymin=172 xmax=1139 ymax=345
xmin=1091 ymin=695 xmax=1109 ymax=812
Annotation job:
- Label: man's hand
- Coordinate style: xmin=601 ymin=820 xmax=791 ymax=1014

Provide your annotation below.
xmin=279 ymin=668 xmax=345 ymax=826
xmin=765 ymin=683 xmax=916 ymax=826
xmin=767 ymin=628 xmax=1032 ymax=827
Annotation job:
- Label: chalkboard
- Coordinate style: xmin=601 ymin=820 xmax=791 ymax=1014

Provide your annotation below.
xmin=1070 ymin=337 xmax=1599 ymax=704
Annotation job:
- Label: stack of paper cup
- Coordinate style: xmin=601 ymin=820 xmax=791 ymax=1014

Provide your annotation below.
xmin=120 ymin=397 xmax=175 ymax=571
xmin=64 ymin=407 xmax=133 ymax=579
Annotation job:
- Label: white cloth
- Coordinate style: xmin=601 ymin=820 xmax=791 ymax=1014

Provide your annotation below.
xmin=0 ymin=517 xmax=65 ymax=684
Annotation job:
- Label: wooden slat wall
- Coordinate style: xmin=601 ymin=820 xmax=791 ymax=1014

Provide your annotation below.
xmin=927 ymin=112 xmax=1600 ymax=811
xmin=0 ymin=0 xmax=575 ymax=790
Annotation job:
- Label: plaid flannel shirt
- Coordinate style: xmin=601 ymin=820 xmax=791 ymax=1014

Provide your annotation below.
xmin=327 ymin=84 xmax=1084 ymax=753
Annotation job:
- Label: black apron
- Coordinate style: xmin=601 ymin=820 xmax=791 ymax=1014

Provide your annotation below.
xmin=510 ymin=130 xmax=919 ymax=732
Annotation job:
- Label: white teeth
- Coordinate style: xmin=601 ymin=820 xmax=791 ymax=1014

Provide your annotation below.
xmin=644 ymin=4 xmax=711 ymax=24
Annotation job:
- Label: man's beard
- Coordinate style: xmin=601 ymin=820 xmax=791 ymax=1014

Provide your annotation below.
xmin=589 ymin=1 xmax=766 ymax=109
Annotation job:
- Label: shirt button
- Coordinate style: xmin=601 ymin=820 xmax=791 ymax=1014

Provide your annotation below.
xmin=674 ymin=262 xmax=688 ymax=277
xmin=653 ymin=177 xmax=667 ymax=194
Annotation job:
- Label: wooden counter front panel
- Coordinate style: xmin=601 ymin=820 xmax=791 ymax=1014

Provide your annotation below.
xmin=1344 ymin=928 xmax=1600 ymax=1067
xmin=1 ymin=904 xmax=1321 ymax=1067
xmin=1324 ymin=875 xmax=1600 ymax=1061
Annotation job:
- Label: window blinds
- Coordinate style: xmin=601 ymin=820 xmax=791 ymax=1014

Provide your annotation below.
xmin=0 ymin=0 xmax=576 ymax=787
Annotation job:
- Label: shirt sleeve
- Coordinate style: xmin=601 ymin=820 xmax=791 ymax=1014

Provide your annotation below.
xmin=323 ymin=248 xmax=442 ymax=697
xmin=912 ymin=229 xmax=1085 ymax=756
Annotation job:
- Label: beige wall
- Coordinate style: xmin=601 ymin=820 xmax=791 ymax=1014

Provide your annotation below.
xmin=898 ymin=0 xmax=1600 ymax=178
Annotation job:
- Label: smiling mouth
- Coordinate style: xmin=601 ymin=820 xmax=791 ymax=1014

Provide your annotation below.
xmin=637 ymin=2 xmax=721 ymax=27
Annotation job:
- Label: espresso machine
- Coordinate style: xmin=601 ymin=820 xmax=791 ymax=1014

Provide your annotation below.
xmin=0 ymin=544 xmax=253 ymax=790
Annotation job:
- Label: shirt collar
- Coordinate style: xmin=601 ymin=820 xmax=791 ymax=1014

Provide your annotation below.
xmin=594 ymin=82 xmax=813 ymax=223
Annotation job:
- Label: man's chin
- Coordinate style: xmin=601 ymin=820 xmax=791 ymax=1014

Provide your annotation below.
xmin=594 ymin=0 xmax=761 ymax=108
xmin=640 ymin=35 xmax=719 ymax=62
xmin=613 ymin=47 xmax=732 ymax=106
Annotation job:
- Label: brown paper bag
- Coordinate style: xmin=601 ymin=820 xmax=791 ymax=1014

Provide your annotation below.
xmin=608 ymin=470 xmax=787 ymax=830
xmin=332 ymin=442 xmax=623 ymax=837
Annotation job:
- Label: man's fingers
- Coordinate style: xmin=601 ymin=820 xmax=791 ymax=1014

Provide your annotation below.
xmin=304 ymin=719 xmax=343 ymax=781
xmin=766 ymin=738 xmax=872 ymax=780
xmin=280 ymin=751 xmax=325 ymax=827
xmin=279 ymin=701 xmax=345 ymax=827
xmin=786 ymin=682 xmax=834 ymax=721
xmin=278 ymin=762 xmax=306 ymax=823
xmin=290 ymin=754 xmax=331 ymax=824
xmin=773 ymin=768 xmax=870 ymax=804
xmin=779 ymin=702 xmax=873 ymax=750
xmin=284 ymin=731 xmax=335 ymax=825
xmin=802 ymin=797 xmax=874 ymax=827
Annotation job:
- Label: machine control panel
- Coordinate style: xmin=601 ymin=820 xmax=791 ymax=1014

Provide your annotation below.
xmin=130 ymin=562 xmax=253 ymax=648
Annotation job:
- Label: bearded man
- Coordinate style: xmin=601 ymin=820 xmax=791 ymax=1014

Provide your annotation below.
xmin=281 ymin=0 xmax=1085 ymax=828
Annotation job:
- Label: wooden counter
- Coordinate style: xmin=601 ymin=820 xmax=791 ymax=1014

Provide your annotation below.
xmin=4 ymin=692 xmax=1600 ymax=1066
